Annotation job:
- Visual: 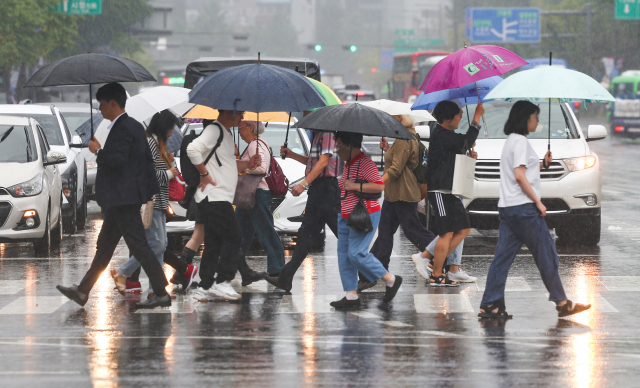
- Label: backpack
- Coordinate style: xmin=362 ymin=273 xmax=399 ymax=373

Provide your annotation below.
xmin=256 ymin=139 xmax=289 ymax=197
xmin=409 ymin=133 xmax=428 ymax=184
xmin=180 ymin=122 xmax=224 ymax=188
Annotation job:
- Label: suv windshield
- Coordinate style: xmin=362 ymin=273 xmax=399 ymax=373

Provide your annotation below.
xmin=612 ymin=82 xmax=637 ymax=99
xmin=0 ymin=125 xmax=37 ymax=163
xmin=0 ymin=113 xmax=65 ymax=146
xmin=60 ymin=112 xmax=90 ymax=133
xmin=439 ymin=101 xmax=579 ymax=140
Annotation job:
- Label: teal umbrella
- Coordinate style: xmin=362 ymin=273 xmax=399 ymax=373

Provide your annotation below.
xmin=485 ymin=62 xmax=614 ymax=150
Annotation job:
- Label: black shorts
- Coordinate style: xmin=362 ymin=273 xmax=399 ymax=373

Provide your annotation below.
xmin=427 ymin=192 xmax=470 ymax=235
xmin=187 ymin=196 xmax=205 ymax=224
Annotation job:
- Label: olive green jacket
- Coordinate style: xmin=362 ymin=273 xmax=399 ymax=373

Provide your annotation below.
xmin=383 ymin=126 xmax=421 ymax=202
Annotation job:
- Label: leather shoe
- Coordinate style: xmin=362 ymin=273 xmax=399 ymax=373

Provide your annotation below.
xmin=241 ymin=270 xmax=264 ymax=287
xmin=263 ymin=274 xmax=292 ymax=292
xmin=56 ymin=285 xmax=88 ymax=307
xmin=136 ymin=294 xmax=171 ymax=309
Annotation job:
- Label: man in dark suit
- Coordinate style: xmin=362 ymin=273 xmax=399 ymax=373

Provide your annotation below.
xmin=57 ymin=82 xmax=170 ymax=309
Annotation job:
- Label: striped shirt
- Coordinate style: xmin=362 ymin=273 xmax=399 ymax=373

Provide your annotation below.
xmin=148 ymin=136 xmax=172 ymax=211
xmin=305 ymin=131 xmax=340 ymax=178
xmin=339 ymin=152 xmax=383 ymax=218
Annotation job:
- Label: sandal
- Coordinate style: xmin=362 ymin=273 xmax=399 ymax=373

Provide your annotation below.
xmin=478 ymin=303 xmax=513 ymax=319
xmin=429 ymin=274 xmax=458 ymax=287
xmin=556 ymin=300 xmax=591 ymax=317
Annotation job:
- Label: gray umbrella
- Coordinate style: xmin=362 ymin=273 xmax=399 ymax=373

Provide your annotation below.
xmin=293 ymin=103 xmax=414 ymax=140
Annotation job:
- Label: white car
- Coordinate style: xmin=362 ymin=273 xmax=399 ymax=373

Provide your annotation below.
xmin=0 ymin=104 xmax=87 ymax=234
xmin=0 ymin=115 xmax=66 ymax=254
xmin=417 ymin=101 xmax=607 ymax=246
xmin=166 ymin=121 xmax=311 ymax=247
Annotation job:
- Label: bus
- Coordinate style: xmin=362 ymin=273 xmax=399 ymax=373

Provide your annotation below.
xmin=158 ymin=66 xmax=187 ymax=87
xmin=391 ymin=50 xmax=450 ymax=102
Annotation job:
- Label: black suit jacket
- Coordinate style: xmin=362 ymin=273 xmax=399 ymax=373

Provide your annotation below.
xmin=95 ymin=113 xmax=160 ymax=209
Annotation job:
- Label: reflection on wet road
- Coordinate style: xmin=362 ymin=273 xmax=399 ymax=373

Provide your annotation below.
xmin=1 ymin=118 xmax=640 ymax=387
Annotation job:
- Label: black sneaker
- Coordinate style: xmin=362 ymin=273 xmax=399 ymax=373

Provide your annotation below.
xmin=357 ymin=280 xmax=377 ymax=292
xmin=383 ymin=275 xmax=403 ymax=303
xmin=241 ymin=270 xmax=264 ymax=287
xmin=169 ymin=272 xmax=182 ymax=285
xmin=330 ymin=297 xmax=360 ymax=310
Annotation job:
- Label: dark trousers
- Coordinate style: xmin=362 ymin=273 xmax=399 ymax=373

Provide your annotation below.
xmin=129 ymin=251 xmax=187 ymax=283
xmin=278 ymin=178 xmax=341 ymax=288
xmin=362 ymin=200 xmax=436 ymax=282
xmin=197 ymin=200 xmax=242 ymax=289
xmin=78 ymin=204 xmax=168 ymax=296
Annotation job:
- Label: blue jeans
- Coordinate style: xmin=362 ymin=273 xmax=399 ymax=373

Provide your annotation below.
xmin=337 ymin=211 xmax=388 ymax=292
xmin=481 ymin=203 xmax=567 ymax=308
xmin=235 ymin=189 xmax=285 ymax=275
xmin=118 ymin=209 xmax=166 ymax=292
xmin=425 ymin=236 xmax=464 ymax=266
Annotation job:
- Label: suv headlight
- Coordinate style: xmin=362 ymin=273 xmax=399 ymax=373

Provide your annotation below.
xmin=564 ymin=156 xmax=596 ymax=172
xmin=9 ymin=173 xmax=44 ymax=197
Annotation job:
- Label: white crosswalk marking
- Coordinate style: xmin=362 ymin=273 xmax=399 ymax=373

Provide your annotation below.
xmin=596 ymin=276 xmax=640 ymax=291
xmin=414 ymin=294 xmax=474 ymax=314
xmin=0 ymin=280 xmax=37 ymax=295
xmin=0 ymin=296 xmax=68 ymax=314
xmin=475 ymin=276 xmax=532 ymax=292
xmin=277 ymin=295 xmax=337 ymax=313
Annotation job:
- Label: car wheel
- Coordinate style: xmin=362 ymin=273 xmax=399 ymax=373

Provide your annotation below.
xmin=63 ymin=194 xmax=77 ymax=235
xmin=33 ymin=206 xmax=51 ymax=255
xmin=555 ymin=215 xmax=601 ymax=246
xmin=76 ymin=176 xmax=87 ymax=231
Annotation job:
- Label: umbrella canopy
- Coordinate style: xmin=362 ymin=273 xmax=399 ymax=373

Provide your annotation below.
xmin=293 ymin=103 xmax=414 ymax=140
xmin=360 ymin=99 xmax=435 ymax=122
xmin=411 ymin=76 xmax=503 ymax=111
xmin=75 ymin=112 xmax=104 ymax=146
xmin=484 ymin=66 xmax=615 ymax=103
xmin=188 ymin=63 xmax=326 ymax=113
xmin=183 ymin=105 xmax=294 ymax=122
xmin=419 ymin=45 xmax=527 ymax=94
xmin=24 ymin=53 xmax=156 ymax=87
xmin=306 ymin=77 xmax=342 ymax=107
xmin=126 ymin=86 xmax=192 ymax=124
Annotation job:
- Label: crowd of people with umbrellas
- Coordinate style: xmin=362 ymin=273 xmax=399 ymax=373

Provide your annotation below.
xmin=36 ymin=45 xmax=614 ymax=318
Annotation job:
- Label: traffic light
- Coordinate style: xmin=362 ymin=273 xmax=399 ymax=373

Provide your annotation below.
xmin=314 ymin=44 xmax=322 ymax=51
xmin=350 ymin=45 xmax=357 ymax=52
xmin=371 ymin=68 xmax=377 ymax=73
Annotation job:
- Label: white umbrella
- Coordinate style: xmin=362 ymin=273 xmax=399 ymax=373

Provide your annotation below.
xmin=359 ymin=99 xmax=436 ymax=122
xmin=126 ymin=86 xmax=193 ymax=125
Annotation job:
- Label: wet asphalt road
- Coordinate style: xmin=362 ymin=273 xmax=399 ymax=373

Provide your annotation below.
xmin=1 ymin=116 xmax=640 ymax=387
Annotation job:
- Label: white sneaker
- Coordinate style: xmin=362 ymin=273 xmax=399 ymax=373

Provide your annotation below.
xmin=193 ymin=286 xmax=216 ymax=302
xmin=447 ymin=269 xmax=476 ymax=283
xmin=209 ymin=281 xmax=242 ymax=301
xmin=411 ymin=253 xmax=430 ymax=280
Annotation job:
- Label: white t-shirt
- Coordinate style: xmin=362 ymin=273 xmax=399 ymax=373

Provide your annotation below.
xmin=498 ymin=133 xmax=541 ymax=208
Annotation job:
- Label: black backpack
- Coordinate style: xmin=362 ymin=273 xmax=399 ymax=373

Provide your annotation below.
xmin=409 ymin=133 xmax=428 ymax=184
xmin=180 ymin=122 xmax=224 ymax=188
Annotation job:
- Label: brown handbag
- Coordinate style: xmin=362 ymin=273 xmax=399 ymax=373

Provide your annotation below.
xmin=233 ymin=173 xmax=264 ymax=209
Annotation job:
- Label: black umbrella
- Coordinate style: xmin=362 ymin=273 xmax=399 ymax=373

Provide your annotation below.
xmin=293 ymin=103 xmax=414 ymax=140
xmin=25 ymin=53 xmax=156 ymax=138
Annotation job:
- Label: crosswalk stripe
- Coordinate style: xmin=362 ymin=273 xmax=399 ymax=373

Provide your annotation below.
xmin=0 ymin=296 xmax=68 ymax=315
xmin=277 ymin=295 xmax=337 ymax=314
xmin=414 ymin=294 xmax=475 ymax=314
xmin=0 ymin=280 xmax=37 ymax=295
xmin=475 ymin=276 xmax=532 ymax=292
xmin=596 ymin=276 xmax=640 ymax=291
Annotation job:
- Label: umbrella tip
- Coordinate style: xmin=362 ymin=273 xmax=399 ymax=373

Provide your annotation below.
xmin=258 ymin=52 xmax=261 ymax=62
xmin=463 ymin=41 xmax=467 ymax=48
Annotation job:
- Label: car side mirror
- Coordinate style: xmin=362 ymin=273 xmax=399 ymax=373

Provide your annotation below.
xmin=586 ymin=125 xmax=607 ymax=142
xmin=44 ymin=150 xmax=67 ymax=166
xmin=69 ymin=135 xmax=84 ymax=148
xmin=415 ymin=124 xmax=430 ymax=140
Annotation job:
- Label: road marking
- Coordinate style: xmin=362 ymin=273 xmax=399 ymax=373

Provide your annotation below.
xmin=135 ymin=297 xmax=199 ymax=314
xmin=475 ymin=276 xmax=532 ymax=292
xmin=0 ymin=371 xmax=81 ymax=375
xmin=0 ymin=280 xmax=37 ymax=295
xmin=596 ymin=276 xmax=640 ymax=291
xmin=0 ymin=296 xmax=68 ymax=314
xmin=377 ymin=320 xmax=413 ymax=327
xmin=203 ymin=369 xmax=357 ymax=374
xmin=414 ymin=294 xmax=474 ymax=314
xmin=350 ymin=312 xmax=382 ymax=319
xmin=277 ymin=295 xmax=337 ymax=313
xmin=0 ymin=340 xmax=89 ymax=348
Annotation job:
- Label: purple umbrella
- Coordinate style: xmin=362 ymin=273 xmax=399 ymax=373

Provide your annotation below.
xmin=419 ymin=45 xmax=527 ymax=94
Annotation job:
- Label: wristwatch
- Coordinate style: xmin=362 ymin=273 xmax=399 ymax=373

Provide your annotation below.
xmin=93 ymin=147 xmax=101 ymax=156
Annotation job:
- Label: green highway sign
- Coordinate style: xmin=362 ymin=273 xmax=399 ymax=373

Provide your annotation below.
xmin=616 ymin=0 xmax=640 ymax=20
xmin=394 ymin=38 xmax=445 ymax=46
xmin=54 ymin=0 xmax=102 ymax=15
xmin=394 ymin=29 xmax=414 ymax=37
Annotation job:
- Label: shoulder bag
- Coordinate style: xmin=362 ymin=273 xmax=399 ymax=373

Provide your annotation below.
xmin=140 ymin=195 xmax=156 ymax=230
xmin=345 ymin=160 xmax=374 ymax=233
xmin=257 ymin=139 xmax=289 ymax=197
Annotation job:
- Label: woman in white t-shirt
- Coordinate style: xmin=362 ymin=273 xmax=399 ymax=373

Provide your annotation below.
xmin=479 ymin=101 xmax=591 ymax=319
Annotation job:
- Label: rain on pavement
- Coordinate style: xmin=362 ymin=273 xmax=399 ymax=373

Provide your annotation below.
xmin=1 ymin=117 xmax=639 ymax=387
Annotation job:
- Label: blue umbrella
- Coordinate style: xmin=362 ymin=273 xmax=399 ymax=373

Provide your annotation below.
xmin=411 ymin=76 xmax=503 ymax=111
xmin=188 ymin=63 xmax=326 ymax=113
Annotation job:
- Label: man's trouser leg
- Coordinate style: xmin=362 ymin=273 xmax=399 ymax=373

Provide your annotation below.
xmin=202 ymin=201 xmax=241 ymax=284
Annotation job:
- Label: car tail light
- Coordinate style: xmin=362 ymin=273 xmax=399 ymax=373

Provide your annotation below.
xmin=355 ymin=92 xmax=365 ymax=97
xmin=615 ymin=126 xmax=624 ymax=132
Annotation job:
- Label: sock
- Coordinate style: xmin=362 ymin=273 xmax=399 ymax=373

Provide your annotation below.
xmin=181 ymin=247 xmax=196 ymax=264
xmin=346 ymin=293 xmax=359 ymax=300
xmin=385 ymin=275 xmax=396 ymax=287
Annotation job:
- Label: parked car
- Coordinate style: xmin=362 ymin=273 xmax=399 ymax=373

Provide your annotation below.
xmin=0 ymin=104 xmax=87 ymax=234
xmin=0 ymin=115 xmax=66 ymax=254
xmin=47 ymin=103 xmax=100 ymax=201
xmin=337 ymin=90 xmax=376 ymax=103
xmin=417 ymin=101 xmax=607 ymax=246
xmin=166 ymin=121 xmax=313 ymax=248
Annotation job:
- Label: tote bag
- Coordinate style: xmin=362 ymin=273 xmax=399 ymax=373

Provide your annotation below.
xmin=233 ymin=173 xmax=264 ymax=209
xmin=451 ymin=154 xmax=476 ymax=199
xmin=140 ymin=196 xmax=156 ymax=230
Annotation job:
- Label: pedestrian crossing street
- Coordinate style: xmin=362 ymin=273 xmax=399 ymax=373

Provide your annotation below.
xmin=0 ymin=275 xmax=636 ymax=316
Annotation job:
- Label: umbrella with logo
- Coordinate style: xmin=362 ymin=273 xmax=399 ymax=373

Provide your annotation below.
xmin=25 ymin=53 xmax=156 ymax=138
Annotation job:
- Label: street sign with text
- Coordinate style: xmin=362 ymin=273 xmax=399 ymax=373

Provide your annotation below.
xmin=616 ymin=0 xmax=640 ymax=19
xmin=467 ymin=8 xmax=540 ymax=43
xmin=54 ymin=0 xmax=102 ymax=15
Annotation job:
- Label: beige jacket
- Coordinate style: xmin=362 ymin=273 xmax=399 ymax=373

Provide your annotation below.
xmin=383 ymin=127 xmax=421 ymax=202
